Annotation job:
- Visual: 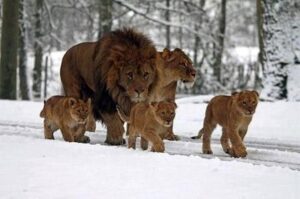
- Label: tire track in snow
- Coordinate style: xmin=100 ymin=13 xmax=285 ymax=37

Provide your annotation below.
xmin=1 ymin=121 xmax=300 ymax=171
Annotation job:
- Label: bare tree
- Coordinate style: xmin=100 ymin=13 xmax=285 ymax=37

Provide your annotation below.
xmin=165 ymin=0 xmax=171 ymax=49
xmin=32 ymin=0 xmax=43 ymax=99
xmin=19 ymin=0 xmax=29 ymax=100
xmin=0 ymin=0 xmax=19 ymax=99
xmin=213 ymin=0 xmax=227 ymax=83
xmin=98 ymin=0 xmax=112 ymax=39
xmin=258 ymin=0 xmax=297 ymax=99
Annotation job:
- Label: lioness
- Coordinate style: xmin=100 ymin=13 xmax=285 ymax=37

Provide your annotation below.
xmin=40 ymin=96 xmax=91 ymax=143
xmin=191 ymin=90 xmax=259 ymax=158
xmin=126 ymin=48 xmax=196 ymax=140
xmin=118 ymin=101 xmax=177 ymax=152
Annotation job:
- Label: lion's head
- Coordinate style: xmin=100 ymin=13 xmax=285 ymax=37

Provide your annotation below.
xmin=150 ymin=101 xmax=177 ymax=127
xmin=157 ymin=48 xmax=196 ymax=87
xmin=68 ymin=98 xmax=91 ymax=124
xmin=96 ymin=28 xmax=157 ymax=108
xmin=232 ymin=90 xmax=259 ymax=116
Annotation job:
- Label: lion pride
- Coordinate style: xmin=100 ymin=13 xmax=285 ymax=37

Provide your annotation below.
xmin=60 ymin=28 xmax=157 ymax=145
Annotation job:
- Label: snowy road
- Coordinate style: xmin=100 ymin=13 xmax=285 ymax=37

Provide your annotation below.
xmin=1 ymin=99 xmax=300 ymax=198
xmin=1 ymin=120 xmax=300 ymax=171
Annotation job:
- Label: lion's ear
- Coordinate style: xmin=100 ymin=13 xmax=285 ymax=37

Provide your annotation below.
xmin=111 ymin=45 xmax=126 ymax=62
xmin=231 ymin=91 xmax=239 ymax=96
xmin=252 ymin=90 xmax=259 ymax=98
xmin=87 ymin=98 xmax=92 ymax=108
xmin=150 ymin=102 xmax=158 ymax=109
xmin=162 ymin=48 xmax=171 ymax=59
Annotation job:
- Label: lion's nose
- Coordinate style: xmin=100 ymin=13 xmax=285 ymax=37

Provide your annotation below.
xmin=189 ymin=68 xmax=196 ymax=77
xmin=135 ymin=88 xmax=145 ymax=95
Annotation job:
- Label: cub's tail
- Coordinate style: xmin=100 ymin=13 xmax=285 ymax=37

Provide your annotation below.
xmin=116 ymin=105 xmax=130 ymax=123
xmin=39 ymin=100 xmax=46 ymax=118
xmin=191 ymin=129 xmax=204 ymax=139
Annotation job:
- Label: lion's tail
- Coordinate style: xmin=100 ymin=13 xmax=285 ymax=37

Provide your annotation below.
xmin=116 ymin=105 xmax=130 ymax=123
xmin=39 ymin=100 xmax=46 ymax=118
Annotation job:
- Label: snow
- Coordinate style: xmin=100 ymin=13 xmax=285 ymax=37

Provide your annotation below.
xmin=288 ymin=64 xmax=300 ymax=101
xmin=0 ymin=97 xmax=300 ymax=198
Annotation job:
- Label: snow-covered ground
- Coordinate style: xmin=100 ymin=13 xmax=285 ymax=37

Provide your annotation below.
xmin=0 ymin=96 xmax=300 ymax=198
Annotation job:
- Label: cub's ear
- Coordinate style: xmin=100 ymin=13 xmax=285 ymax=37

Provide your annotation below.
xmin=166 ymin=99 xmax=177 ymax=108
xmin=173 ymin=102 xmax=178 ymax=109
xmin=231 ymin=91 xmax=239 ymax=96
xmin=252 ymin=90 xmax=259 ymax=97
xmin=68 ymin=98 xmax=77 ymax=106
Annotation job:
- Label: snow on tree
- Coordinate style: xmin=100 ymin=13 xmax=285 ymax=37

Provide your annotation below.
xmin=258 ymin=0 xmax=300 ymax=100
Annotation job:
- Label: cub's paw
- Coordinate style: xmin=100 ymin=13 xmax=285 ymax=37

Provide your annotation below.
xmin=86 ymin=121 xmax=96 ymax=132
xmin=230 ymin=145 xmax=247 ymax=158
xmin=151 ymin=142 xmax=165 ymax=153
xmin=202 ymin=148 xmax=213 ymax=154
xmin=76 ymin=135 xmax=90 ymax=143
xmin=166 ymin=134 xmax=180 ymax=141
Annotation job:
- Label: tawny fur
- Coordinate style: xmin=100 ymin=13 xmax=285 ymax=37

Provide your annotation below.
xmin=40 ymin=96 xmax=91 ymax=143
xmin=118 ymin=101 xmax=177 ymax=152
xmin=126 ymin=48 xmax=196 ymax=140
xmin=192 ymin=90 xmax=259 ymax=158
xmin=60 ymin=28 xmax=157 ymax=145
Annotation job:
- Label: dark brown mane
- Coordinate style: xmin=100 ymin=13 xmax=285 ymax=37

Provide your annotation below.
xmin=93 ymin=28 xmax=157 ymax=118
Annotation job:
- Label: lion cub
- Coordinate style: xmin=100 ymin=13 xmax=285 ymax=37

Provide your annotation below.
xmin=40 ymin=96 xmax=91 ymax=143
xmin=191 ymin=90 xmax=259 ymax=158
xmin=117 ymin=101 xmax=177 ymax=152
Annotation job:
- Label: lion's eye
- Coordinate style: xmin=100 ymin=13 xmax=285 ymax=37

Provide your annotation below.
xmin=127 ymin=72 xmax=133 ymax=80
xmin=144 ymin=72 xmax=149 ymax=80
xmin=162 ymin=111 xmax=166 ymax=115
xmin=242 ymin=101 xmax=247 ymax=105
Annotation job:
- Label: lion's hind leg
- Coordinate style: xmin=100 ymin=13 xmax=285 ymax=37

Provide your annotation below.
xmin=140 ymin=136 xmax=148 ymax=150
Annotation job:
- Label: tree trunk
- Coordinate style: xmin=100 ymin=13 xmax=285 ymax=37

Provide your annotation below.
xmin=255 ymin=0 xmax=264 ymax=90
xmin=0 ymin=0 xmax=19 ymax=99
xmin=32 ymin=0 xmax=43 ymax=99
xmin=259 ymin=0 xmax=296 ymax=99
xmin=97 ymin=0 xmax=113 ymax=39
xmin=213 ymin=0 xmax=227 ymax=83
xmin=165 ymin=0 xmax=171 ymax=49
xmin=18 ymin=0 xmax=29 ymax=100
xmin=193 ymin=0 xmax=206 ymax=67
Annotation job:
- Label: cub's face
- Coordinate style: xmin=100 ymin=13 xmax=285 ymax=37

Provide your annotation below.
xmin=119 ymin=63 xmax=156 ymax=103
xmin=151 ymin=101 xmax=177 ymax=127
xmin=160 ymin=48 xmax=196 ymax=87
xmin=233 ymin=91 xmax=259 ymax=116
xmin=69 ymin=98 xmax=90 ymax=124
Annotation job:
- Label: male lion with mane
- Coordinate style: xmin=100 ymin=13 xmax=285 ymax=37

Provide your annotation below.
xmin=60 ymin=28 xmax=157 ymax=145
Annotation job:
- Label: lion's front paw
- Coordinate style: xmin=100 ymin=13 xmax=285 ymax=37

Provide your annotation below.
xmin=203 ymin=148 xmax=213 ymax=154
xmin=230 ymin=145 xmax=247 ymax=158
xmin=105 ymin=136 xmax=126 ymax=145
